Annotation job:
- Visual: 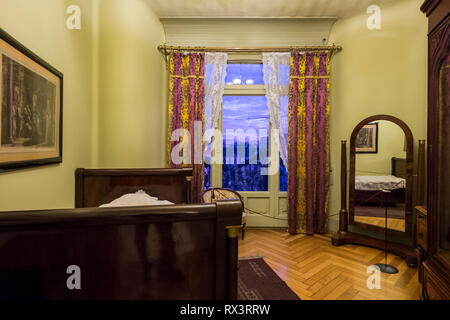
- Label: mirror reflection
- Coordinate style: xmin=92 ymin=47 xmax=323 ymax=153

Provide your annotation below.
xmin=354 ymin=120 xmax=406 ymax=232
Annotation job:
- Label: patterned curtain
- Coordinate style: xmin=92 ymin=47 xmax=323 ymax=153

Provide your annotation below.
xmin=288 ymin=51 xmax=330 ymax=235
xmin=167 ymin=52 xmax=205 ymax=203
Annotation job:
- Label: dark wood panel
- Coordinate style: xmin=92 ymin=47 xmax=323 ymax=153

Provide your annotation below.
xmin=354 ymin=189 xmax=405 ymax=207
xmin=0 ymin=200 xmax=243 ymax=300
xmin=421 ymin=0 xmax=450 ymax=32
xmin=417 ymin=212 xmax=427 ymax=250
xmin=75 ymin=168 xmax=193 ymax=207
xmin=392 ymin=157 xmax=406 ymax=179
xmin=423 ymin=262 xmax=450 ymax=299
xmin=421 ymin=0 xmax=450 ymax=299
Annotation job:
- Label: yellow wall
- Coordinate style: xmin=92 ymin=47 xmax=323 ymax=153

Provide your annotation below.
xmin=96 ymin=0 xmax=166 ymax=168
xmin=0 ymin=0 xmax=427 ymax=218
xmin=0 ymin=0 xmax=94 ymax=211
xmin=0 ymin=0 xmax=166 ymax=211
xmin=356 ymin=120 xmax=406 ymax=176
xmin=327 ymin=0 xmax=427 ymax=230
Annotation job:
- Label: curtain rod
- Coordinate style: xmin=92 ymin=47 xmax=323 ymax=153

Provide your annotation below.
xmin=158 ymin=44 xmax=342 ymax=54
xmin=158 ymin=44 xmax=342 ymax=68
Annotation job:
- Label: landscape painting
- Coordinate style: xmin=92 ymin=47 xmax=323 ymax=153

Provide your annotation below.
xmin=0 ymin=29 xmax=62 ymax=170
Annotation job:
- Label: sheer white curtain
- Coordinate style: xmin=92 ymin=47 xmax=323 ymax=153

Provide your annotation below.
xmin=262 ymin=52 xmax=290 ymax=172
xmin=204 ymin=53 xmax=228 ymax=166
xmin=205 ymin=52 xmax=228 ymax=131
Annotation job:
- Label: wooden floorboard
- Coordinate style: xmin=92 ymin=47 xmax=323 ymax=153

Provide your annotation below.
xmin=238 ymin=228 xmax=420 ymax=300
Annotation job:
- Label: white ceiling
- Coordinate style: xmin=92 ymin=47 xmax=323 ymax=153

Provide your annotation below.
xmin=162 ymin=18 xmax=336 ymax=46
xmin=148 ymin=0 xmax=396 ymax=18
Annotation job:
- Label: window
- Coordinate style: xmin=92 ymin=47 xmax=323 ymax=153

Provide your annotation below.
xmin=205 ymin=59 xmax=288 ymax=193
xmin=225 ymin=63 xmax=264 ymax=85
xmin=222 ymin=95 xmax=269 ymax=191
xmin=204 ymin=56 xmax=289 ymax=226
xmin=223 ymin=62 xmax=268 ymax=191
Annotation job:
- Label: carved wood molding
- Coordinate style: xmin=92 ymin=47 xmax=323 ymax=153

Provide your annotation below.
xmin=430 ymin=21 xmax=450 ymax=74
xmin=421 ymin=0 xmax=442 ymax=16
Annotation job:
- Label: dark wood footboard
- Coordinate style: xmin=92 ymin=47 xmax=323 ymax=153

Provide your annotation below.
xmin=354 ymin=188 xmax=406 ymax=207
xmin=0 ymin=200 xmax=242 ymax=300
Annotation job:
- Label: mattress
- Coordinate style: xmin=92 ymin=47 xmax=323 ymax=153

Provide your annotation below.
xmin=355 ymin=175 xmax=406 ymax=191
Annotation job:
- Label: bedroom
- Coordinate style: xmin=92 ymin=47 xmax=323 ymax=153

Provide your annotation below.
xmin=0 ymin=0 xmax=449 ymax=305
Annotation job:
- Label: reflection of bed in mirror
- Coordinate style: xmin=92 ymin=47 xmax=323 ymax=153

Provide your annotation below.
xmin=333 ymin=114 xmax=417 ymax=267
xmin=354 ymin=157 xmax=406 ymax=232
xmin=355 ymin=157 xmax=406 ymax=207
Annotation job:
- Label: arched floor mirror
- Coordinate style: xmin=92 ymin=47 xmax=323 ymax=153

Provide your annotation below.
xmin=332 ymin=115 xmax=421 ymax=267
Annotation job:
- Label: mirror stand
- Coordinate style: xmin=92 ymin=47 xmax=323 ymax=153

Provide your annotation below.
xmin=331 ymin=139 xmax=419 ymax=268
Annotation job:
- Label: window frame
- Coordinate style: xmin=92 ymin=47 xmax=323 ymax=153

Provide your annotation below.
xmin=209 ymin=53 xmax=287 ymax=198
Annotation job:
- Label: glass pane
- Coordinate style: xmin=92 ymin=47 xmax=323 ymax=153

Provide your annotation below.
xmin=204 ymin=63 xmax=214 ymax=85
xmin=280 ymin=96 xmax=289 ymax=191
xmin=204 ymin=163 xmax=211 ymax=190
xmin=280 ymin=159 xmax=288 ymax=192
xmin=354 ymin=121 xmax=406 ymax=232
xmin=225 ymin=64 xmax=264 ymax=85
xmin=222 ymin=96 xmax=268 ymax=191
xmin=438 ymin=53 xmax=450 ymax=261
xmin=278 ymin=64 xmax=290 ymax=86
xmin=204 ymin=96 xmax=212 ymax=190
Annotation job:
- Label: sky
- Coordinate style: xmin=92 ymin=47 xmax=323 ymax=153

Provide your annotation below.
xmin=204 ymin=63 xmax=289 ymax=155
xmin=225 ymin=63 xmax=264 ymax=85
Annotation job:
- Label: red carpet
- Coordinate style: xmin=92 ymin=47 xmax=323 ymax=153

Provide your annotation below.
xmin=238 ymin=257 xmax=300 ymax=300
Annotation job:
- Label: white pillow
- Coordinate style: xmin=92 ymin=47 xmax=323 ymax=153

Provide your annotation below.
xmin=99 ymin=190 xmax=174 ymax=207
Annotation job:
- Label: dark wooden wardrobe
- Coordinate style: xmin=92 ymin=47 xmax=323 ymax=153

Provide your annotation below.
xmin=420 ymin=0 xmax=450 ymax=300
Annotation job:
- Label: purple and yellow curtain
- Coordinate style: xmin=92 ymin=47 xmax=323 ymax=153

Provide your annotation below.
xmin=288 ymin=51 xmax=330 ymax=235
xmin=167 ymin=52 xmax=205 ymax=203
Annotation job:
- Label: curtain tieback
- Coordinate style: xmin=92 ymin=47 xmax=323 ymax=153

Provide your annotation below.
xmin=290 ymin=75 xmax=329 ymax=79
xmin=170 ymin=74 xmax=205 ymax=79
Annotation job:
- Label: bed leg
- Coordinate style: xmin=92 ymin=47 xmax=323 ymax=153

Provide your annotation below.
xmin=226 ymin=225 xmax=241 ymax=300
xmin=185 ymin=176 xmax=192 ymax=203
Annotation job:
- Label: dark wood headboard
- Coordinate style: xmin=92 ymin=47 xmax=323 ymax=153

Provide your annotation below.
xmin=391 ymin=157 xmax=406 ymax=179
xmin=75 ymin=168 xmax=193 ymax=208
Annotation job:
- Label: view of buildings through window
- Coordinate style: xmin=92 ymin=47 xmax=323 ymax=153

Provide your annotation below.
xmin=204 ymin=62 xmax=288 ymax=192
xmin=222 ymin=95 xmax=269 ymax=191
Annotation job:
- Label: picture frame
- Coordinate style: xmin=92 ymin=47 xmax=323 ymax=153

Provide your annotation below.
xmin=355 ymin=122 xmax=378 ymax=153
xmin=0 ymin=28 xmax=63 ymax=171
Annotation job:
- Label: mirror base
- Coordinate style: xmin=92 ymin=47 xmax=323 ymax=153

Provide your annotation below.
xmin=331 ymin=231 xmax=418 ymax=267
xmin=373 ymin=263 xmax=399 ymax=274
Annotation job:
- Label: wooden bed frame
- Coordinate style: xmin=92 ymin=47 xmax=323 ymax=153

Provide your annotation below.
xmin=354 ymin=157 xmax=406 ymax=207
xmin=75 ymin=167 xmax=193 ymax=207
xmin=0 ymin=168 xmax=242 ymax=300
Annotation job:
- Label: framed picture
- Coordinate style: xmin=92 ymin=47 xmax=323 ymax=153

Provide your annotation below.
xmin=0 ymin=29 xmax=63 ymax=171
xmin=355 ymin=122 xmax=378 ymax=153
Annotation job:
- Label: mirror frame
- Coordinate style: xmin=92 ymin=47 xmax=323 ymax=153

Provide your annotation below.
xmin=349 ymin=115 xmax=414 ymax=236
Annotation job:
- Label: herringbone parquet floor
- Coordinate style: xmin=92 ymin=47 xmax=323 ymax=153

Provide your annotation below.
xmin=238 ymin=228 xmax=420 ymax=300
